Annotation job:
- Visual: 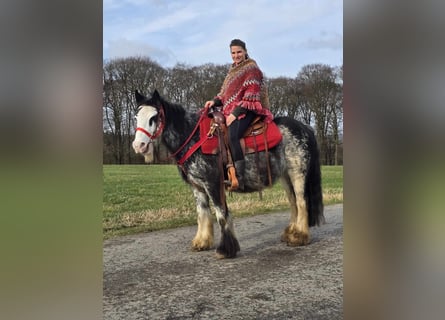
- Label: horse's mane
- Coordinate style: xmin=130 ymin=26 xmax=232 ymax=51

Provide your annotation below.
xmin=162 ymin=97 xmax=186 ymax=117
xmin=147 ymin=94 xmax=199 ymax=134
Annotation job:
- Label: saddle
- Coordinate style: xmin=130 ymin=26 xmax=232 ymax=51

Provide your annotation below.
xmin=200 ymin=114 xmax=282 ymax=155
xmin=200 ymin=111 xmax=282 ymax=191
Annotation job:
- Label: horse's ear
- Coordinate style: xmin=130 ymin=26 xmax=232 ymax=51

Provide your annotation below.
xmin=135 ymin=90 xmax=145 ymax=105
xmin=152 ymin=89 xmax=161 ymax=102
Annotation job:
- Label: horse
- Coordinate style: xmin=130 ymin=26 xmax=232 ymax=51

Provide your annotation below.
xmin=132 ymin=89 xmax=324 ymax=259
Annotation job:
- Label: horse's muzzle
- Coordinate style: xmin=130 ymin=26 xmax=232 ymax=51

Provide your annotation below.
xmin=132 ymin=140 xmax=152 ymax=155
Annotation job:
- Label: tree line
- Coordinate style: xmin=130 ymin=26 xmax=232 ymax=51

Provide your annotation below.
xmin=103 ymin=57 xmax=343 ymax=165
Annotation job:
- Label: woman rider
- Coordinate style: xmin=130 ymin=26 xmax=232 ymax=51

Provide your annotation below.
xmin=204 ymin=39 xmax=273 ymax=190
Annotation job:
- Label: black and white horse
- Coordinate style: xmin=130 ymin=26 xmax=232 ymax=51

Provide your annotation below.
xmin=132 ymin=90 xmax=324 ymax=259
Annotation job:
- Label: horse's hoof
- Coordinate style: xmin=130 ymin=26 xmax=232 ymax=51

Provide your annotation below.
xmin=215 ymin=250 xmax=238 ymax=259
xmin=191 ymin=244 xmax=213 ymax=251
xmin=215 ymin=243 xmax=239 ymax=259
xmin=286 ymin=233 xmax=310 ymax=246
xmin=215 ymin=252 xmax=226 ymax=259
xmin=280 ymin=232 xmax=288 ymax=242
xmin=281 ymin=226 xmax=291 ymax=242
xmin=191 ymin=246 xmax=207 ymax=252
xmin=191 ymin=239 xmax=213 ymax=252
xmin=282 ymin=226 xmax=310 ymax=246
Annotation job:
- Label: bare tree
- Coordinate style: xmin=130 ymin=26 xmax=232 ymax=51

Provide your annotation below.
xmin=331 ymin=65 xmax=343 ymax=165
xmin=103 ymin=57 xmax=342 ymax=165
xmin=103 ymin=63 xmax=125 ymax=163
xmin=189 ymin=63 xmax=229 ymax=109
xmin=163 ymin=63 xmax=229 ymax=111
xmin=103 ymin=57 xmax=166 ymax=163
xmin=298 ymin=64 xmax=341 ymax=164
xmin=267 ymin=77 xmax=291 ymax=117
xmin=267 ymin=77 xmax=311 ymax=124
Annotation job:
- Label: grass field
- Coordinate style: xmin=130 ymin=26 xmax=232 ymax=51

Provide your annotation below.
xmin=103 ymin=164 xmax=343 ymax=238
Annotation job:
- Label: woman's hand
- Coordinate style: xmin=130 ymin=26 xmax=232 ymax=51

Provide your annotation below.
xmin=204 ymin=100 xmax=214 ymax=109
xmin=226 ymin=113 xmax=236 ymax=126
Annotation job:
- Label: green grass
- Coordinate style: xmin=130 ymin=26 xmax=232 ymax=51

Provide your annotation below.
xmin=103 ymin=164 xmax=343 ymax=238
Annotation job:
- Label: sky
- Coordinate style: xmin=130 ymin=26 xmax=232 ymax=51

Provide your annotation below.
xmin=103 ymin=0 xmax=343 ymax=78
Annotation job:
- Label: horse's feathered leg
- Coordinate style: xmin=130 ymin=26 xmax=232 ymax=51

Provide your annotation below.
xmin=214 ymin=204 xmax=240 ymax=259
xmin=278 ymin=126 xmax=311 ymax=246
xmin=191 ymin=188 xmax=214 ymax=251
xmin=280 ymin=171 xmax=310 ymax=246
xmin=212 ymin=138 xmax=240 ymax=259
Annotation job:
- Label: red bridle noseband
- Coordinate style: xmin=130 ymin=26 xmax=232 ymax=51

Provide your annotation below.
xmin=135 ymin=107 xmax=165 ymax=140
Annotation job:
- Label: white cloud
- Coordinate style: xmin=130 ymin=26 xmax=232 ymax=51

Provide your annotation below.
xmin=301 ymin=32 xmax=343 ymax=50
xmin=106 ymin=38 xmax=176 ymax=66
xmin=103 ymin=0 xmax=343 ymax=77
xmin=124 ymin=7 xmax=201 ymax=40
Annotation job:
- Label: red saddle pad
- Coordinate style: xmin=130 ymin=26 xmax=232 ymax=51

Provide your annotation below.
xmin=199 ymin=117 xmax=282 ymax=155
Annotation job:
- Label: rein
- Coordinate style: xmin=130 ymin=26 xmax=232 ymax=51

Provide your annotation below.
xmin=169 ymin=105 xmax=210 ymax=161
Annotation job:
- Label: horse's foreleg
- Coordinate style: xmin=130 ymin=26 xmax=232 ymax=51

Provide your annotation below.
xmin=191 ymin=189 xmax=214 ymax=251
xmin=214 ymin=205 xmax=240 ymax=259
xmin=280 ymin=174 xmax=310 ymax=246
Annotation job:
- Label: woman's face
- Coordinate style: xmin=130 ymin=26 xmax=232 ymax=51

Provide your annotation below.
xmin=230 ymin=45 xmax=247 ymax=65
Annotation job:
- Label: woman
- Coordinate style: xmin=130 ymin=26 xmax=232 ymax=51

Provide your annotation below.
xmin=204 ymin=39 xmax=273 ymax=190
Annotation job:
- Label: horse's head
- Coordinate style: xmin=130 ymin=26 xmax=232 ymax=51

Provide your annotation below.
xmin=132 ymin=90 xmax=165 ymax=163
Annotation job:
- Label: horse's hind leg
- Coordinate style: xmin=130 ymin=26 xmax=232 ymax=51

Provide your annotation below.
xmin=280 ymin=173 xmax=310 ymax=246
xmin=191 ymin=188 xmax=214 ymax=251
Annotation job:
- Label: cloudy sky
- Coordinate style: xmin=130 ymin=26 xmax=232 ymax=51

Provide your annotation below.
xmin=103 ymin=0 xmax=343 ymax=78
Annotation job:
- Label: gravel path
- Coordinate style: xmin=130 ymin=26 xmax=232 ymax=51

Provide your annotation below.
xmin=104 ymin=204 xmax=343 ymax=319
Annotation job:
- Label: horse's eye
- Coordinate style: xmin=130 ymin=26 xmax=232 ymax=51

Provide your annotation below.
xmin=149 ymin=115 xmax=158 ymax=126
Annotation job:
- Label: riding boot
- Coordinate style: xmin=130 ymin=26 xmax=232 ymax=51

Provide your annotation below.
xmin=234 ymin=159 xmax=246 ymax=191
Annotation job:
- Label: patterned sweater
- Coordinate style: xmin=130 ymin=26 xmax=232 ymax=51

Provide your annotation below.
xmin=216 ymin=58 xmax=273 ymax=123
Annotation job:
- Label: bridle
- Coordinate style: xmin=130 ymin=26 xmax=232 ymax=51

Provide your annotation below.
xmin=135 ymin=106 xmax=165 ymax=140
xmin=135 ymin=103 xmax=210 ymax=163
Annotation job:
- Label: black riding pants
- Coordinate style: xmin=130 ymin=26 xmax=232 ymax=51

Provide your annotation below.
xmin=228 ymin=110 xmax=256 ymax=162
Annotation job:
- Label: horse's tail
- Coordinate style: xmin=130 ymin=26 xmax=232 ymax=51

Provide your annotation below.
xmin=306 ymin=129 xmax=325 ymax=226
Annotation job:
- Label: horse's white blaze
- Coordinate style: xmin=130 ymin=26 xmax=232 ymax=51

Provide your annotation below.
xmin=132 ymin=105 xmax=159 ymax=156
